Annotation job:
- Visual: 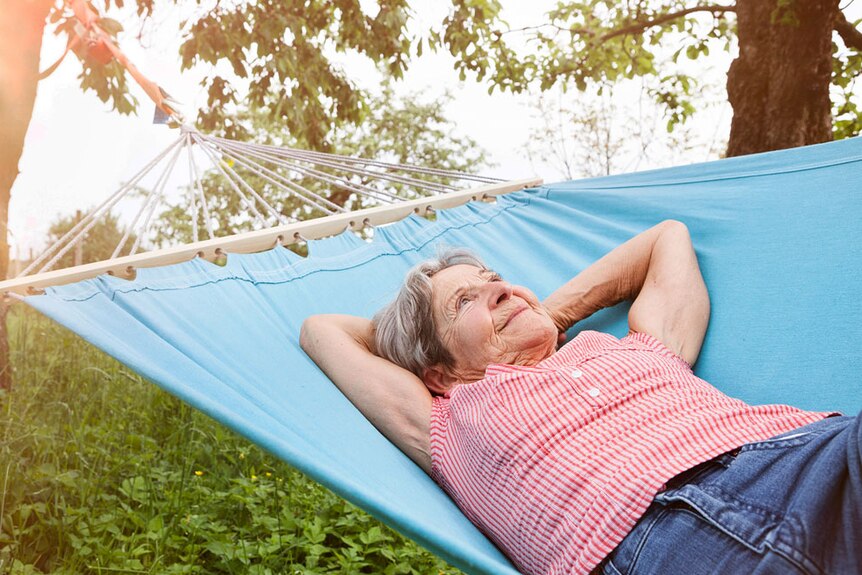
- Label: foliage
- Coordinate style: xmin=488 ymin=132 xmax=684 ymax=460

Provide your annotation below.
xmin=832 ymin=34 xmax=862 ymax=139
xmin=47 ymin=1 xmax=862 ymax=156
xmin=45 ymin=209 xmax=134 ymax=270
xmin=1 ymin=305 xmax=463 ymax=574
xmin=50 ymin=6 xmax=139 ymax=116
xmin=49 ymin=0 xmax=412 ymax=148
xmin=440 ymin=1 xmax=861 ymax=134
xmin=181 ymin=0 xmax=412 ymax=147
xmin=146 ymin=88 xmax=490 ymax=249
xmin=46 ymin=1 xmax=862 ymax=148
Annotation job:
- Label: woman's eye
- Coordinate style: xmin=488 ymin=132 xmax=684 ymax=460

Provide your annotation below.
xmin=457 ymin=296 xmax=472 ymax=311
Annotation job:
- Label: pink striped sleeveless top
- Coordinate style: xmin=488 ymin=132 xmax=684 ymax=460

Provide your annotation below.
xmin=429 ymin=330 xmax=830 ymax=575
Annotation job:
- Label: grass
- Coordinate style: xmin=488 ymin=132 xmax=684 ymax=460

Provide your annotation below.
xmin=0 ymin=305 xmax=463 ymax=575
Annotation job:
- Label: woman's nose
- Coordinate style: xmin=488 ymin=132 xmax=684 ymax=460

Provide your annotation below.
xmin=487 ymin=281 xmax=513 ymax=307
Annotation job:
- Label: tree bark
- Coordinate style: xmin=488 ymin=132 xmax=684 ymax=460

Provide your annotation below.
xmin=0 ymin=0 xmax=54 ymax=389
xmin=726 ymin=0 xmax=839 ymax=157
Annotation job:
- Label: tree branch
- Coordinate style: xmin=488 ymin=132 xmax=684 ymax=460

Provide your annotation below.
xmin=835 ymin=10 xmax=862 ymax=50
xmin=600 ymin=5 xmax=736 ymax=42
xmin=501 ymin=5 xmax=736 ymax=42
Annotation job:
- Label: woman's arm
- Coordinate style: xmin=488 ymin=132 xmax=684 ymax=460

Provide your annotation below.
xmin=300 ymin=314 xmax=433 ymax=473
xmin=542 ymin=220 xmax=710 ymax=366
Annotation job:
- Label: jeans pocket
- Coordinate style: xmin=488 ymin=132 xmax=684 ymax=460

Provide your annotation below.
xmin=652 ymin=482 xmax=821 ymax=574
xmin=652 ymin=489 xmax=768 ymax=554
xmin=603 ymin=498 xmax=810 ymax=575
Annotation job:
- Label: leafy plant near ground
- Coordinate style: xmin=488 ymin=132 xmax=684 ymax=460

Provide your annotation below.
xmin=1 ymin=305 xmax=462 ymax=575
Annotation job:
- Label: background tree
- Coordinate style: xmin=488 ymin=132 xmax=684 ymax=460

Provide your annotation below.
xmin=1 ymin=0 xmax=55 ymax=388
xmin=439 ymin=0 xmax=862 ymax=155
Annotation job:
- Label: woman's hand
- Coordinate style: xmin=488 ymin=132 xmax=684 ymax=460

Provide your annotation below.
xmin=542 ymin=303 xmax=573 ymax=347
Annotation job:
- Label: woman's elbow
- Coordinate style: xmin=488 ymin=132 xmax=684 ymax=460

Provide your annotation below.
xmin=659 ymin=219 xmax=690 ymax=238
xmin=300 ymin=315 xmax=326 ymax=353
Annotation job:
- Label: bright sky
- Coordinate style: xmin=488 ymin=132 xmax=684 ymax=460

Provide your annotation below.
xmin=9 ymin=1 xmax=810 ymax=259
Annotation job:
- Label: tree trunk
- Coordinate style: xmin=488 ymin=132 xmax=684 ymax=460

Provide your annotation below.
xmin=726 ymin=0 xmax=839 ymax=157
xmin=0 ymin=0 xmax=54 ymax=389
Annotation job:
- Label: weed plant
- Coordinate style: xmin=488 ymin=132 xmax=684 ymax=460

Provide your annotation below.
xmin=0 ymin=305 xmax=463 ymax=575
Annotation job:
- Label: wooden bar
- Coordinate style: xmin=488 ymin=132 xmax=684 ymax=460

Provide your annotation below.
xmin=3 ymin=178 xmax=542 ymax=298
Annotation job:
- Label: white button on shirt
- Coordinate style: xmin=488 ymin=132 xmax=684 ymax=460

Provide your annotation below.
xmin=569 ymin=369 xmax=583 ymax=378
xmin=587 ymin=387 xmax=601 ymax=398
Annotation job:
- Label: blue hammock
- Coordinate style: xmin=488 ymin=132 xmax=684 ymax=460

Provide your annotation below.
xmin=26 ymin=137 xmax=862 ymax=575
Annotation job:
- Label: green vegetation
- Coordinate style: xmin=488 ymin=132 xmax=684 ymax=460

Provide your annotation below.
xmin=0 ymin=305 xmax=462 ymax=575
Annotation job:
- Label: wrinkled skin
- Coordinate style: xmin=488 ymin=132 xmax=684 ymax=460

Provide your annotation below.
xmin=429 ymin=264 xmax=559 ymax=388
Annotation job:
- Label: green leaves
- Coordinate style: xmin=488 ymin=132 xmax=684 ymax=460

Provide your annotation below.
xmin=832 ymin=37 xmax=862 ymax=140
xmin=97 ymin=17 xmax=123 ymax=36
xmin=649 ymin=74 xmax=697 ymax=131
xmin=173 ymin=0 xmax=413 ymax=149
xmin=44 ymin=0 xmax=860 ymax=155
xmin=440 ymin=0 xmax=529 ymax=92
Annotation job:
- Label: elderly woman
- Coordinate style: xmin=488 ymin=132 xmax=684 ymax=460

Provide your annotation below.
xmin=300 ymin=220 xmax=860 ymax=575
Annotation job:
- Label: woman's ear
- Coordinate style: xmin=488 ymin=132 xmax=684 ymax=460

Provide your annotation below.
xmin=422 ymin=365 xmax=453 ymax=396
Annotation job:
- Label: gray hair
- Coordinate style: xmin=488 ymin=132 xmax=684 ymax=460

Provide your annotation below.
xmin=373 ymin=247 xmax=489 ymax=379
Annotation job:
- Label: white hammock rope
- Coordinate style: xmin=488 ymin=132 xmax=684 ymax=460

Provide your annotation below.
xmin=129 ymin=138 xmax=186 ymax=256
xmin=224 ymin=139 xmax=460 ymax=195
xmin=208 ymin=136 xmax=405 ymax=204
xmin=216 ymin=137 xmax=503 ymax=184
xmin=191 ymin=135 xmax=272 ymax=227
xmin=185 ymin=133 xmax=200 ymax=243
xmin=196 ymin=135 xmax=342 ymax=215
xmin=21 ymin=135 xmax=187 ymax=277
xmin=209 ymin=138 xmax=403 ymax=211
xmin=6 ymin=125 xmax=541 ymax=297
xmin=193 ymin=137 xmax=291 ymax=227
xmin=186 ymin=132 xmax=215 ymax=241
xmin=213 ymin=138 xmax=458 ymax=195
xmin=114 ymin=138 xmax=185 ymax=259
xmin=193 ymin=133 xmax=342 ymax=217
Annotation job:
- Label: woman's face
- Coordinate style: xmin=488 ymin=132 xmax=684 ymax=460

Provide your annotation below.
xmin=429 ymin=264 xmax=558 ymax=385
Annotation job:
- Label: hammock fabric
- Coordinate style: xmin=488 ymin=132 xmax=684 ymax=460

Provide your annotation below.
xmin=26 ymin=137 xmax=862 ymax=575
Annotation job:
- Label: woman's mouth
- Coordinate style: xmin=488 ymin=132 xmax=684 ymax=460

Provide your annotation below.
xmin=502 ymin=307 xmax=526 ymax=329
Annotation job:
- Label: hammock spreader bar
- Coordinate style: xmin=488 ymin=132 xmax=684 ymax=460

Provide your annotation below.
xmin=1 ymin=178 xmax=541 ymax=297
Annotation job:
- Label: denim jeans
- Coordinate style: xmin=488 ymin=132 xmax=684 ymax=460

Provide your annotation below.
xmin=600 ymin=413 xmax=861 ymax=575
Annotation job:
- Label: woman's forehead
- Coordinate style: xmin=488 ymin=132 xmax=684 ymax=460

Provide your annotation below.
xmin=432 ymin=264 xmax=491 ymax=290
xmin=431 ymin=265 xmax=496 ymax=308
